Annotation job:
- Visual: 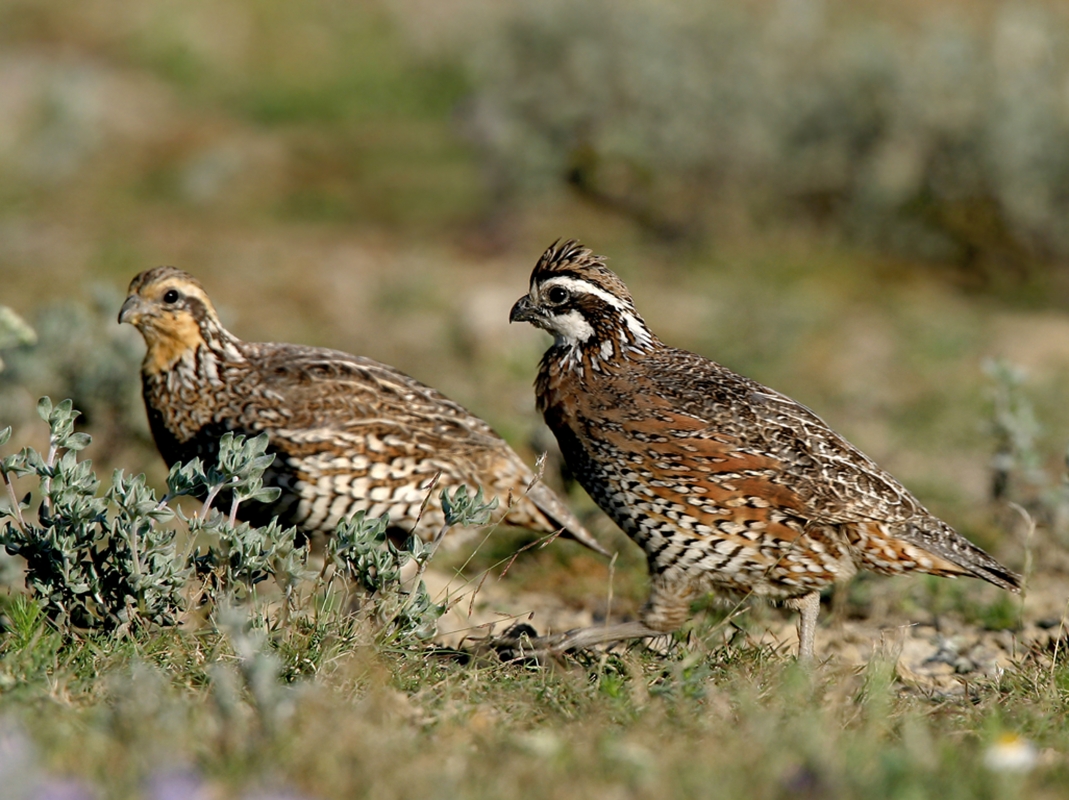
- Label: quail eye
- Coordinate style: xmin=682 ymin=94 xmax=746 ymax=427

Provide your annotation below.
xmin=163 ymin=289 xmax=180 ymax=304
xmin=546 ymin=286 xmax=570 ymax=305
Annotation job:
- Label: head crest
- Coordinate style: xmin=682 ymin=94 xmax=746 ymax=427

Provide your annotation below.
xmin=532 ymin=239 xmax=636 ymax=310
xmin=535 ymin=240 xmax=604 ymax=274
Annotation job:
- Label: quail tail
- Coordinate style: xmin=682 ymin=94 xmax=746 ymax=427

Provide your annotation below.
xmin=524 ymin=481 xmax=611 ymax=557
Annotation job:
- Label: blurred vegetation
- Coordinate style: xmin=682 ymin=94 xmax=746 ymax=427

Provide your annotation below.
xmin=0 ymin=290 xmax=146 ymax=463
xmin=0 ymin=0 xmax=478 ymax=233
xmin=2 ymin=1 xmax=1069 ymax=797
xmin=986 ymin=358 xmax=1069 ymax=548
xmin=2 ymin=0 xmax=1069 ymax=284
xmin=0 ymin=307 xmax=36 ymax=372
xmin=456 ymin=0 xmax=1069 ymax=283
xmin=0 ymin=601 xmax=1066 ymax=799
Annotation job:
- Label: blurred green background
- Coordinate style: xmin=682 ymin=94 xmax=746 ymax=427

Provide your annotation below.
xmin=7 ymin=3 xmax=1069 ymax=797
xmin=4 ymin=0 xmax=1069 ymax=590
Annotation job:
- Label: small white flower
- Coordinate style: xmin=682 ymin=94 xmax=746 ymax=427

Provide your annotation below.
xmin=984 ymin=733 xmax=1038 ymax=773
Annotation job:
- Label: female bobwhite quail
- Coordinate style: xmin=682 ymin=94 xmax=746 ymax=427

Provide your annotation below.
xmin=509 ymin=240 xmax=1019 ymax=660
xmin=119 ymin=266 xmax=608 ymax=555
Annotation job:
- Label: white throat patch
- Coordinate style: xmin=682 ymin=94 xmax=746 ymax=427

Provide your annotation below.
xmin=550 ymin=309 xmax=595 ymax=345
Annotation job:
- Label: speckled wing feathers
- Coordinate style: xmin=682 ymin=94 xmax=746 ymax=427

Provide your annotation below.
xmin=189 ymin=342 xmax=596 ymax=544
xmin=249 ymin=344 xmax=512 ymax=456
xmin=629 ymin=348 xmax=1019 ymax=590
xmin=630 ymin=349 xmax=916 ymax=522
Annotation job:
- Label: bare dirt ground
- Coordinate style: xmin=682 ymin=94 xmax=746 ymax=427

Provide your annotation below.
xmin=427 ymin=546 xmax=1069 ymax=695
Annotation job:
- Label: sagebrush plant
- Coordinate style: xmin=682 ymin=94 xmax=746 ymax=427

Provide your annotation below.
xmin=985 ymin=359 xmax=1069 ymax=543
xmin=987 ymin=359 xmax=1046 ymax=503
xmin=0 ymin=397 xmax=494 ymax=642
xmin=457 ymin=0 xmax=1069 ymax=270
xmin=0 ymin=398 xmax=183 ymax=632
xmin=327 ymin=486 xmax=497 ymax=642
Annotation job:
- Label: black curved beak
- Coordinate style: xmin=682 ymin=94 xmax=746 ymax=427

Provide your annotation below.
xmin=509 ymin=295 xmax=538 ymax=324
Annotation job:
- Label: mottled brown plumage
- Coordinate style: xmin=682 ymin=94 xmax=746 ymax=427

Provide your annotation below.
xmin=510 ymin=240 xmax=1019 ymax=659
xmin=119 ymin=266 xmax=608 ymax=555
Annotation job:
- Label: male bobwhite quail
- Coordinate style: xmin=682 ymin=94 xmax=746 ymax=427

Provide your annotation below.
xmin=509 ymin=240 xmax=1020 ymax=660
xmin=119 ymin=266 xmax=608 ymax=556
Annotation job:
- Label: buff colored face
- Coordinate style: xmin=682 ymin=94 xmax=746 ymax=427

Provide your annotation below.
xmin=119 ymin=271 xmax=215 ymax=372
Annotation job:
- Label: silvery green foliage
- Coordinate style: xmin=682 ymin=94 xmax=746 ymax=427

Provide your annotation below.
xmin=0 ymin=288 xmax=144 ymax=443
xmin=326 ymin=511 xmax=443 ymax=641
xmin=0 ymin=399 xmax=487 ymax=644
xmin=986 ymin=361 xmax=1069 ymax=542
xmin=326 ymin=487 xmax=496 ymax=641
xmin=440 ymin=485 xmax=498 ymax=530
xmin=212 ymin=605 xmax=294 ymax=738
xmin=462 ymin=1 xmax=1069 ymax=264
xmin=986 ymin=360 xmax=1044 ymax=502
xmin=0 ymin=400 xmax=301 ymax=633
xmin=0 ymin=398 xmax=185 ymax=632
xmin=177 ymin=433 xmax=304 ymax=604
xmin=193 ymin=516 xmax=304 ymax=602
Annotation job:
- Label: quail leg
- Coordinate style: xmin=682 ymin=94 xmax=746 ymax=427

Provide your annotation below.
xmin=791 ymin=591 xmax=820 ymax=662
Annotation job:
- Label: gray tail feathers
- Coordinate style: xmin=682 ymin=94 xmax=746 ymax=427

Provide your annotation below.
xmin=526 ymin=481 xmax=611 ymax=557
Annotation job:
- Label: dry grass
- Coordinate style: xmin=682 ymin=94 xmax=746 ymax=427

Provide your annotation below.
xmin=3 ymin=1 xmax=1069 ymax=797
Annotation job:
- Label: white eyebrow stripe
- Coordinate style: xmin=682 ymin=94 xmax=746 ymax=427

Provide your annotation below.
xmin=540 ymin=274 xmax=655 ymax=348
xmin=539 ymin=276 xmax=631 ymax=312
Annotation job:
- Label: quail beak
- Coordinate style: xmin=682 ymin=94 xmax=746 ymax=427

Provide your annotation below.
xmin=509 ymin=295 xmax=540 ymax=325
xmin=118 ymin=294 xmax=148 ymax=326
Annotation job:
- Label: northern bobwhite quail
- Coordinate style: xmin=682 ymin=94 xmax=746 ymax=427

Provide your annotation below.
xmin=119 ymin=266 xmax=608 ymax=556
xmin=509 ymin=240 xmax=1020 ymax=660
